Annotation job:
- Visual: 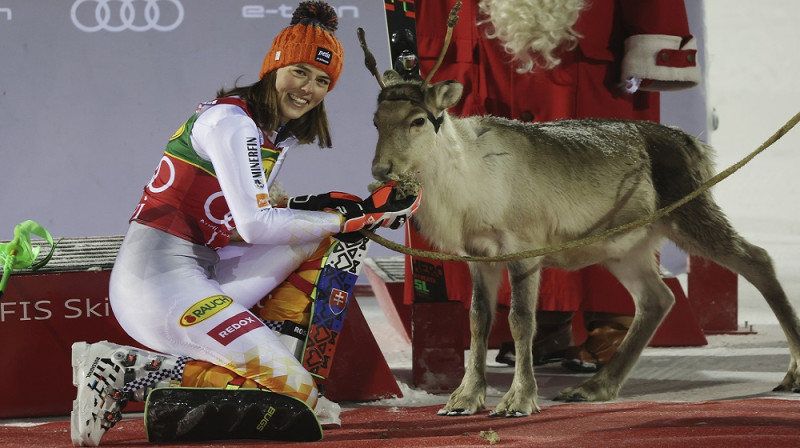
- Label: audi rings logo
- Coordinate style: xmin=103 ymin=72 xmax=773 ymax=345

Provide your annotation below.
xmin=71 ymin=0 xmax=184 ymax=32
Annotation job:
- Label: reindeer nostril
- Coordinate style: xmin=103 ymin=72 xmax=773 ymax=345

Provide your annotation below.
xmin=372 ymin=163 xmax=392 ymax=181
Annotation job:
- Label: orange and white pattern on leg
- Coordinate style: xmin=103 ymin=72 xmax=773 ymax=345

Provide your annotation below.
xmin=222 ymin=345 xmax=318 ymax=408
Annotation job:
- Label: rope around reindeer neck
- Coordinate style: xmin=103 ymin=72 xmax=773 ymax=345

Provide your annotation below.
xmin=358 ymin=111 xmax=800 ymax=263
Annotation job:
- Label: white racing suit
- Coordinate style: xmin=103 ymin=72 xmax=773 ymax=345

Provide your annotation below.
xmin=110 ymin=97 xmax=341 ymax=407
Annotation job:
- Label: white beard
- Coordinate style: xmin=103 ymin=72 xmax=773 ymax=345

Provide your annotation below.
xmin=478 ymin=0 xmax=586 ymax=73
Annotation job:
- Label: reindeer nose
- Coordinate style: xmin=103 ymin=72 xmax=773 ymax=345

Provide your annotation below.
xmin=372 ymin=163 xmax=392 ymax=181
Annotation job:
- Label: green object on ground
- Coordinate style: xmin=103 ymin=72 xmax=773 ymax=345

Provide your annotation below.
xmin=0 ymin=220 xmax=58 ymax=299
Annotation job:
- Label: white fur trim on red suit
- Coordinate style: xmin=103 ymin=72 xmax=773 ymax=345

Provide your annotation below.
xmin=622 ymin=34 xmax=702 ymax=92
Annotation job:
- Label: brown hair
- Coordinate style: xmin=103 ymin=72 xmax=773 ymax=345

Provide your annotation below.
xmin=216 ymin=71 xmax=333 ymax=148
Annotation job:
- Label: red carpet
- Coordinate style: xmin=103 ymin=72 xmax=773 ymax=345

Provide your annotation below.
xmin=3 ymin=399 xmax=799 ymax=447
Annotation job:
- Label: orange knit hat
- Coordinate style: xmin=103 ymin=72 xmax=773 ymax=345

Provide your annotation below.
xmin=260 ymin=1 xmax=344 ymax=90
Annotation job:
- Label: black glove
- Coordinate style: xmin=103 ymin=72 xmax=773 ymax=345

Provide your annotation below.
xmin=282 ymin=192 xmax=362 ymax=211
xmin=281 ymin=192 xmax=368 ymax=243
xmin=339 ymin=181 xmax=421 ymax=233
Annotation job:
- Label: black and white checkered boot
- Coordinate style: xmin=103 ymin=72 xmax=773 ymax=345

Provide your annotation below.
xmin=70 ymin=340 xmax=189 ymax=446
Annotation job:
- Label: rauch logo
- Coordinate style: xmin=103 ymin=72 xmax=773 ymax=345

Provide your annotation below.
xmin=180 ymin=295 xmax=233 ymax=327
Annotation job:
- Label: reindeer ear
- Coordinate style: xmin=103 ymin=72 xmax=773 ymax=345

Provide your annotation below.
xmin=428 ymin=80 xmax=463 ymax=111
xmin=382 ymin=70 xmax=404 ymax=86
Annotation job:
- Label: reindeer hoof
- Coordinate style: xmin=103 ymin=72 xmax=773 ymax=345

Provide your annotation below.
xmin=489 ymin=409 xmax=531 ymax=418
xmin=771 ymin=383 xmax=800 ymax=393
xmin=438 ymin=407 xmax=473 ymax=416
xmin=554 ymin=392 xmax=588 ymax=402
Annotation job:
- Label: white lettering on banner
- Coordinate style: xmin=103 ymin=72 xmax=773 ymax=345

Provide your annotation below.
xmin=242 ymin=5 xmax=358 ymax=19
xmin=147 ymin=155 xmax=175 ymax=194
xmin=0 ymin=297 xmax=112 ymax=323
xmin=64 ymin=298 xmax=112 ymax=319
xmin=71 ymin=0 xmax=184 ymax=33
xmin=217 ymin=316 xmax=257 ymax=339
xmin=0 ymin=301 xmax=52 ymax=322
xmin=241 ymin=4 xmax=293 ymax=18
xmin=0 ymin=8 xmax=11 ymax=21
xmin=204 ymin=191 xmax=234 ymax=231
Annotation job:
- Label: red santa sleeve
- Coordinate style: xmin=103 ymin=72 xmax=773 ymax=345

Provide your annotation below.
xmin=619 ymin=0 xmax=702 ymax=92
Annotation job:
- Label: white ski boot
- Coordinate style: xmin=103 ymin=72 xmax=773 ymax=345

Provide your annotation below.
xmin=70 ymin=340 xmax=188 ymax=446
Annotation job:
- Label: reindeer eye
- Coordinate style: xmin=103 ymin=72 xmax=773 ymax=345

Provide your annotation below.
xmin=411 ymin=118 xmax=426 ymax=127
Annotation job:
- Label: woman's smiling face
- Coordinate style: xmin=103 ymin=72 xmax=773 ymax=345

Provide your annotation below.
xmin=274 ymin=64 xmax=331 ymax=124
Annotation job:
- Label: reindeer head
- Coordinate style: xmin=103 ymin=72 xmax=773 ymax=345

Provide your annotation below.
xmin=371 ymin=71 xmax=463 ymax=182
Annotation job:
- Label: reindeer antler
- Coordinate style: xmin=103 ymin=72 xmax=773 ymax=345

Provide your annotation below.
xmin=423 ymin=1 xmax=462 ymax=87
xmin=357 ymin=27 xmax=385 ymax=89
xmin=358 ymin=2 xmax=461 ymax=90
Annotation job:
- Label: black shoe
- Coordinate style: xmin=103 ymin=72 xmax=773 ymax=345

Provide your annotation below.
xmin=495 ymin=311 xmax=574 ymax=367
xmin=495 ymin=342 xmax=516 ymax=366
xmin=533 ymin=311 xmax=573 ymax=365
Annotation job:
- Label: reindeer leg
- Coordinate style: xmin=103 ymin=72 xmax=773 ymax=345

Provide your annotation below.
xmin=438 ymin=261 xmax=504 ymax=416
xmin=668 ymin=199 xmax=800 ymax=393
xmin=490 ymin=259 xmax=542 ymax=417
xmin=556 ymin=246 xmax=673 ymax=402
xmin=718 ymin=241 xmax=800 ymax=392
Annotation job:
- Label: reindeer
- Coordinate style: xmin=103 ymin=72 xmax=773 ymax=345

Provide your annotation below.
xmin=358 ymin=23 xmax=800 ymax=417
